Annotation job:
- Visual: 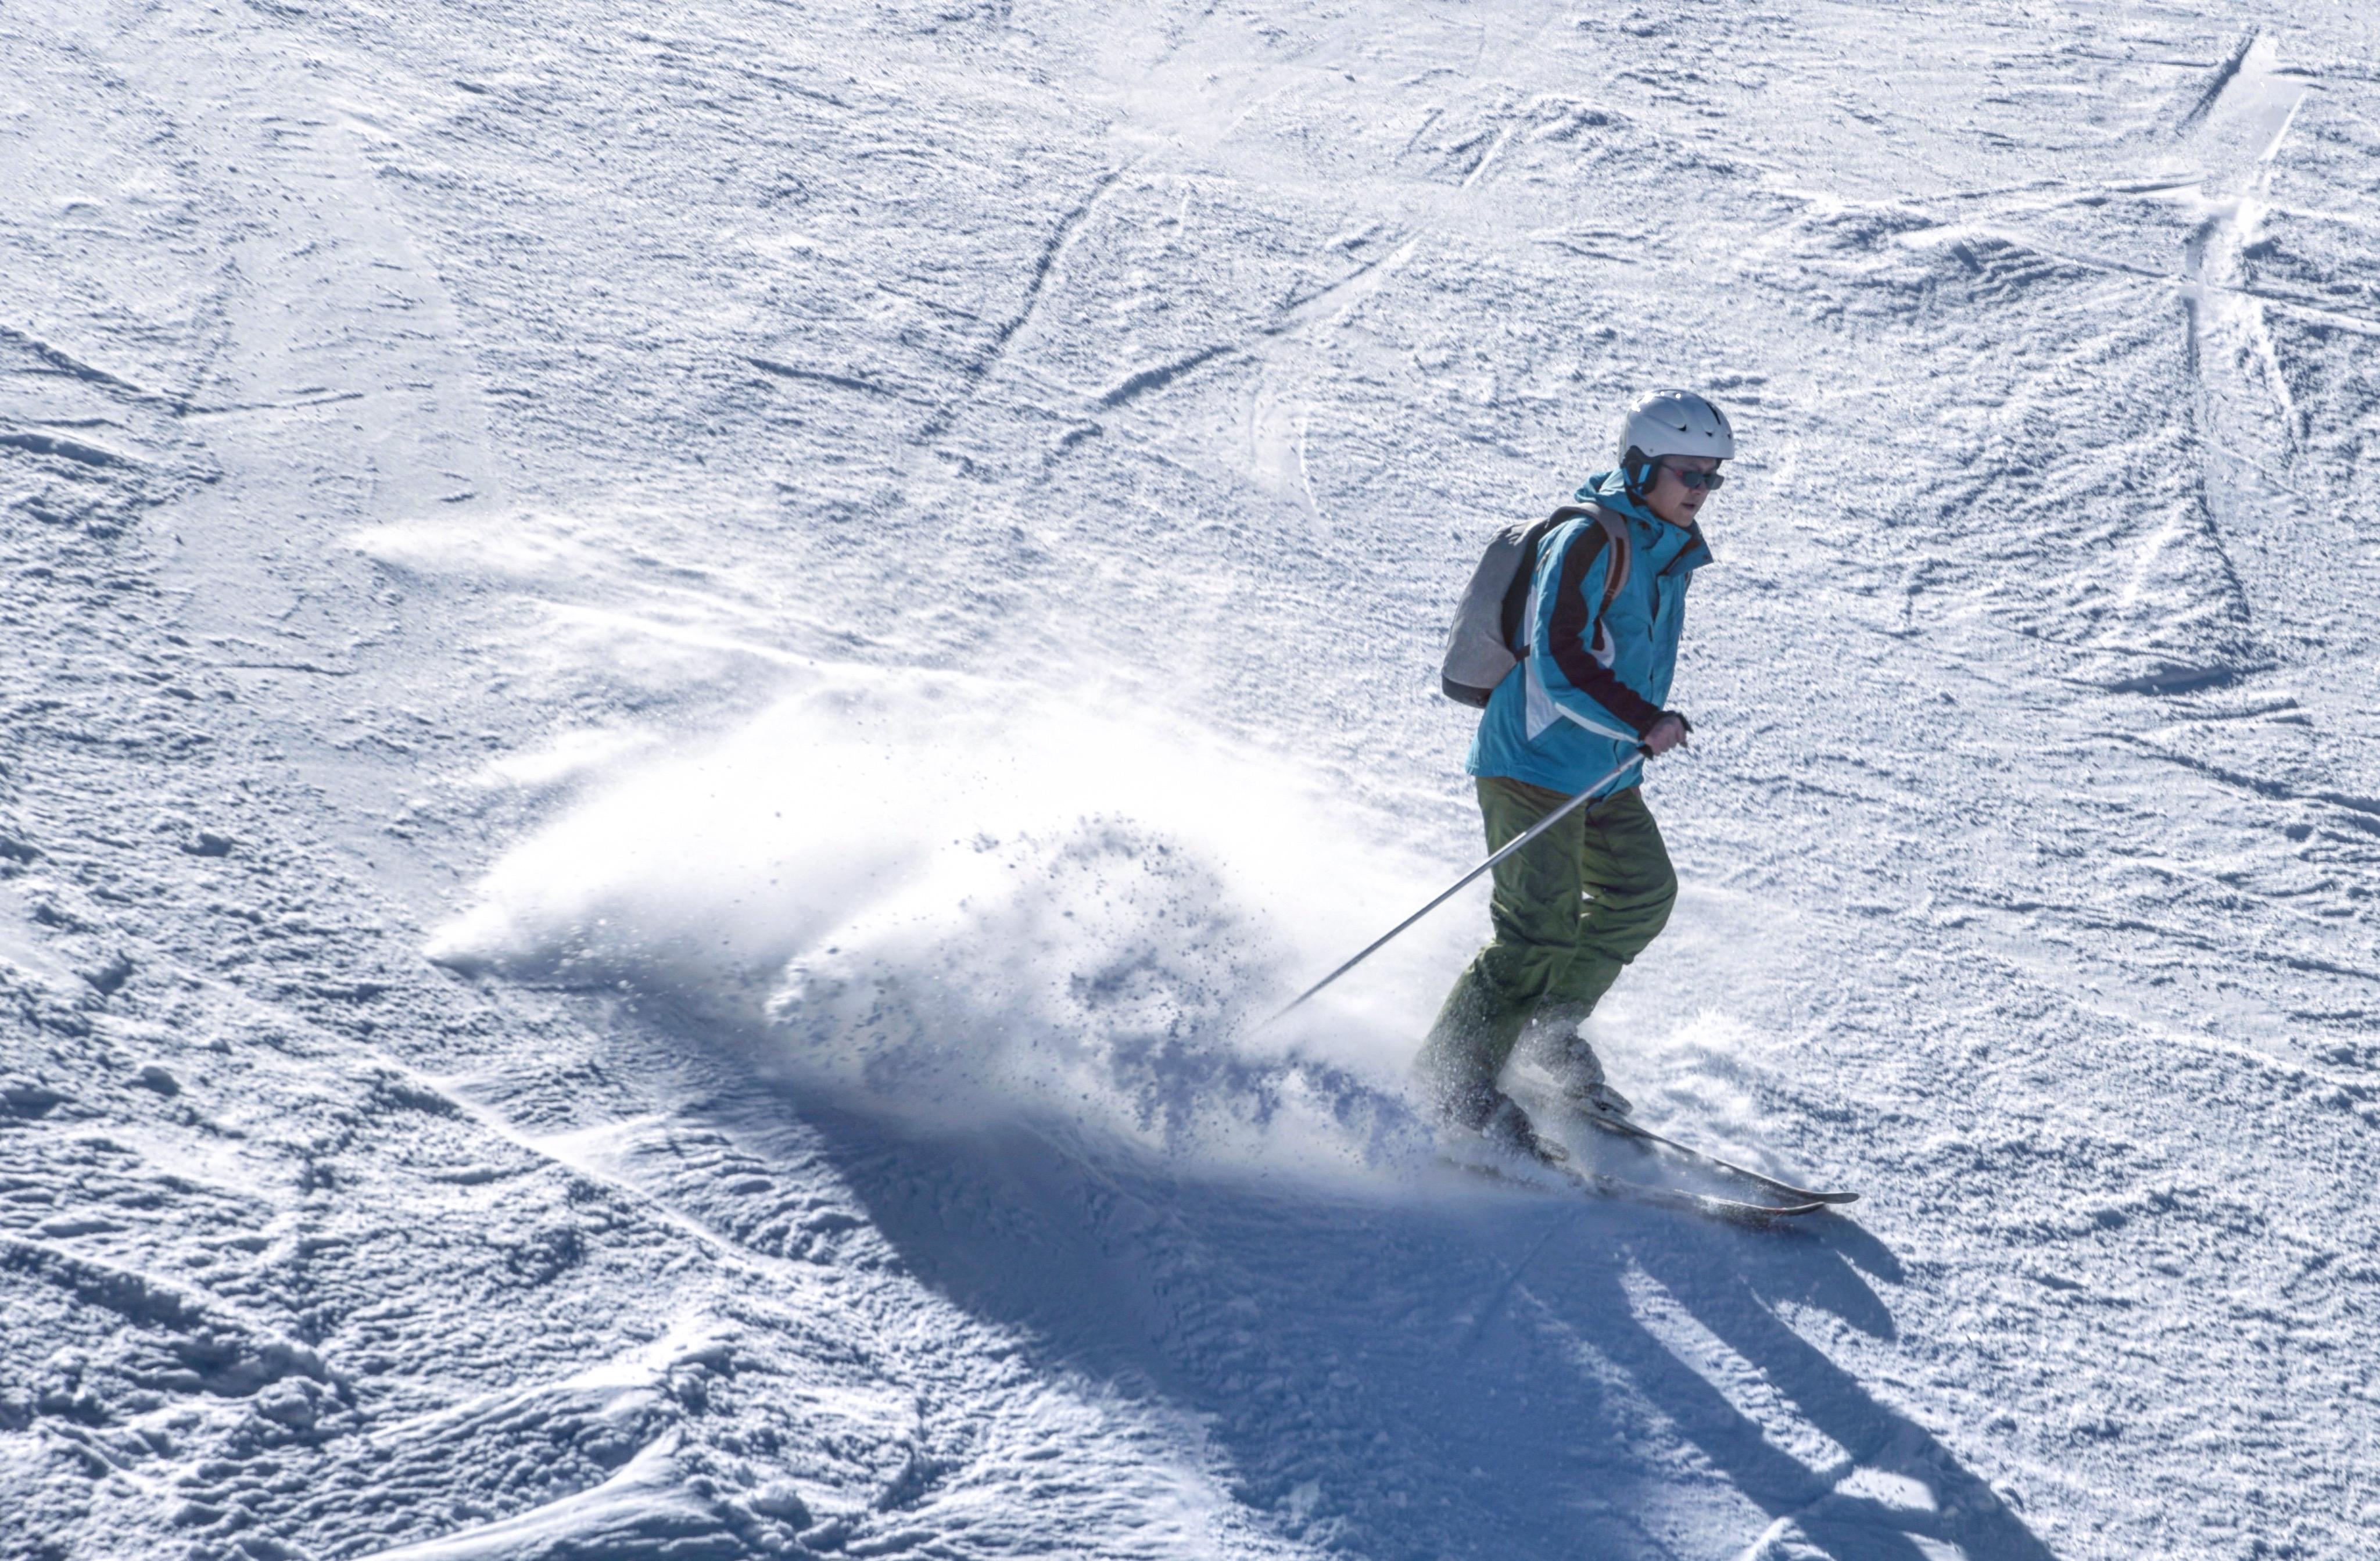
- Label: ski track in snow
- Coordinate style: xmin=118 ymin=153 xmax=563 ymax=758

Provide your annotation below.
xmin=4 ymin=1 xmax=2379 ymax=1558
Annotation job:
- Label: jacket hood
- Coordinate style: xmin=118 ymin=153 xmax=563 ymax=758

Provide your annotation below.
xmin=1574 ymin=470 xmax=1714 ymax=572
xmin=1574 ymin=468 xmax=1647 ymax=518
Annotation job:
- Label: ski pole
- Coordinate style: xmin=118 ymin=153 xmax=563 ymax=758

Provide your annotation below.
xmin=1257 ymin=746 xmax=1653 ymax=1030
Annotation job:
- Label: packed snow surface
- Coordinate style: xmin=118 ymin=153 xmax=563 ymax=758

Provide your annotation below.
xmin=4 ymin=1 xmax=2379 ymax=1558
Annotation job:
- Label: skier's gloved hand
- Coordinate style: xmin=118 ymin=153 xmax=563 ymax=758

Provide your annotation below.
xmin=1644 ymin=711 xmax=1690 ymax=756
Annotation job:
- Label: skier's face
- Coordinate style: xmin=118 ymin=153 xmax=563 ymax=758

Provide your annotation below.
xmin=1646 ymin=456 xmax=1722 ymax=528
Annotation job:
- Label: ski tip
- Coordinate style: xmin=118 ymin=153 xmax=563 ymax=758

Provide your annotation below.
xmin=1578 ymin=1111 xmax=1859 ymax=1206
xmin=1722 ymin=1198 xmax=1831 ymax=1224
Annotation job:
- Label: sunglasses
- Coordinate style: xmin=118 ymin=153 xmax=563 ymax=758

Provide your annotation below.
xmin=1659 ymin=463 xmax=1726 ymax=492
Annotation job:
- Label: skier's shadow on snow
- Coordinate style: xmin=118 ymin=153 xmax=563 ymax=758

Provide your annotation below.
xmin=801 ymin=1105 xmax=2056 ymax=1561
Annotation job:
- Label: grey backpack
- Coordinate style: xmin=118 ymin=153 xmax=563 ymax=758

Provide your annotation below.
xmin=1439 ymin=504 xmax=1631 ymax=707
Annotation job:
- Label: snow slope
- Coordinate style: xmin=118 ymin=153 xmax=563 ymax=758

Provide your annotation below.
xmin=5 ymin=1 xmax=2379 ymax=1557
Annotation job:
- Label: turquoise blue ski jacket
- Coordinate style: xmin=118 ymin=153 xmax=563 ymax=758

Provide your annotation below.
xmin=1465 ymin=470 xmax=1714 ymax=798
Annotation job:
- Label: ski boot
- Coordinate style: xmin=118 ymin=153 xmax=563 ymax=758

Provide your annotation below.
xmin=1439 ymin=1078 xmax=1567 ymax=1167
xmin=1479 ymin=1095 xmax=1569 ymax=1166
xmin=1546 ymin=1030 xmax=1633 ymax=1122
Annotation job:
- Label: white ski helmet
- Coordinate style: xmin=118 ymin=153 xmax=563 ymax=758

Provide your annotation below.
xmin=1616 ymin=388 xmax=1736 ymax=467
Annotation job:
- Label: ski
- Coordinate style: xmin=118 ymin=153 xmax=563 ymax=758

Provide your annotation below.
xmin=1447 ymin=1153 xmax=1827 ymax=1226
xmin=1558 ymin=1161 xmax=1829 ymax=1225
xmin=1579 ymin=1110 xmax=1860 ymax=1205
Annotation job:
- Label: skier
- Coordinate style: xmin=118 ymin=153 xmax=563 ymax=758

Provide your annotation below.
xmin=1416 ymin=388 xmax=1732 ymax=1160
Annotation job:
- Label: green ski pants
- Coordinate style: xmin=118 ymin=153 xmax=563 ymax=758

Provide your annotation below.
xmin=1415 ymin=776 xmax=1677 ymax=1113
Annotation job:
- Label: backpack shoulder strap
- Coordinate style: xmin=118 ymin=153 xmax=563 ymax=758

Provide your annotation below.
xmin=1549 ymin=503 xmax=1632 ymax=611
xmin=1587 ymin=506 xmax=1632 ymax=617
xmin=1500 ymin=503 xmax=1633 ymax=654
